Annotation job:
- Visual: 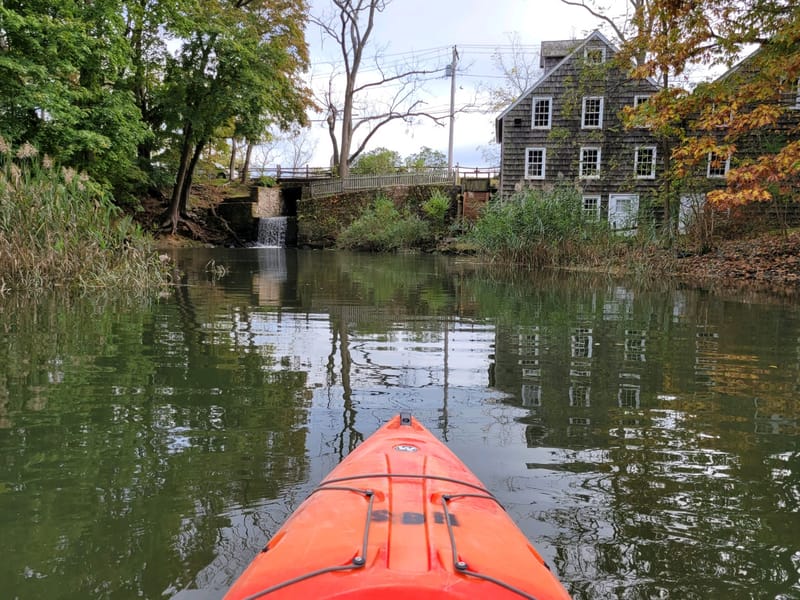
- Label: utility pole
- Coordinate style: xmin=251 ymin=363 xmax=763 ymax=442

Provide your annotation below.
xmin=447 ymin=45 xmax=459 ymax=174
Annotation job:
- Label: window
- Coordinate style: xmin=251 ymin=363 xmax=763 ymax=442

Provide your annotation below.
xmin=634 ymin=95 xmax=650 ymax=107
xmin=584 ymin=47 xmax=606 ymax=64
xmin=531 ymin=97 xmax=552 ymax=129
xmin=569 ymin=385 xmax=591 ymax=407
xmin=582 ymin=195 xmax=601 ymax=219
xmin=524 ymin=147 xmax=546 ymax=179
xmin=707 ymin=152 xmax=730 ymax=178
xmin=579 ymin=146 xmax=601 ymax=179
xmin=581 ymin=96 xmax=604 ymax=128
xmin=795 ymin=79 xmax=800 ymax=109
xmin=634 ymin=146 xmax=656 ymax=179
xmin=618 ymin=385 xmax=640 ymax=409
xmin=521 ymin=384 xmax=542 ymax=407
xmin=571 ymin=327 xmax=593 ymax=359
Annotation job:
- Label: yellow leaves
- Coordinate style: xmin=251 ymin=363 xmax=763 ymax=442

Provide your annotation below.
xmin=708 ymin=142 xmax=800 ymax=209
xmin=708 ymin=187 xmax=772 ymax=208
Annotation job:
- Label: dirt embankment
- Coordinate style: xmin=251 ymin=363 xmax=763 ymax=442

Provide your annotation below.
xmin=136 ymin=184 xmax=246 ymax=249
xmin=670 ymin=231 xmax=800 ymax=295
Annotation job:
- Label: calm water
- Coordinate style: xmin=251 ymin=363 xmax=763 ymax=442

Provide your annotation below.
xmin=1 ymin=248 xmax=798 ymax=599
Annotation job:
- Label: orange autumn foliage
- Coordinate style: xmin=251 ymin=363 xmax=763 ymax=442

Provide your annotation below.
xmin=619 ymin=1 xmax=800 ymax=210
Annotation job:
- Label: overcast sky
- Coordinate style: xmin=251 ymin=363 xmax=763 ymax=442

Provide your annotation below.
xmin=289 ymin=1 xmax=615 ymax=168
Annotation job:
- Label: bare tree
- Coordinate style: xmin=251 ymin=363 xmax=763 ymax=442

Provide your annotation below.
xmin=558 ymin=0 xmax=656 ymax=66
xmin=312 ymin=0 xmax=447 ymax=177
xmin=281 ymin=128 xmax=317 ymax=169
xmin=487 ymin=32 xmax=543 ymax=111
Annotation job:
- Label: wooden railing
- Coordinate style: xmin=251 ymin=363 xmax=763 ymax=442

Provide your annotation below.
xmin=303 ymin=170 xmax=458 ymax=199
xmin=246 ymin=164 xmax=499 ymax=199
xmin=248 ymin=165 xmax=332 ymax=180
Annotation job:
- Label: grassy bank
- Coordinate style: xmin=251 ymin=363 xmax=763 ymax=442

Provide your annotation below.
xmin=0 ymin=140 xmax=169 ymax=293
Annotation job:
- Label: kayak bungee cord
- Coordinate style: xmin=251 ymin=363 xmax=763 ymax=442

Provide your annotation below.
xmin=441 ymin=494 xmax=543 ymax=600
xmin=319 ymin=472 xmax=501 ymax=499
xmin=240 ymin=478 xmax=544 ymax=600
xmin=240 ymin=487 xmax=375 ymax=600
xmin=224 ymin=415 xmax=571 ymax=600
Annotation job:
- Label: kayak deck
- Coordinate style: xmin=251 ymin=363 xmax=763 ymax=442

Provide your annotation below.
xmin=225 ymin=414 xmax=571 ymax=600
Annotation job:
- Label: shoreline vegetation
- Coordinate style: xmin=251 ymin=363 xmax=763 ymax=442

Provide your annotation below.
xmin=0 ymin=141 xmax=170 ymax=294
xmin=1 ymin=152 xmax=797 ymax=298
xmin=155 ymin=182 xmax=800 ymax=297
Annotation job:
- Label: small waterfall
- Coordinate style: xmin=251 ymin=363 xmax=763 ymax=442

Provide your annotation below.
xmin=256 ymin=217 xmax=288 ymax=247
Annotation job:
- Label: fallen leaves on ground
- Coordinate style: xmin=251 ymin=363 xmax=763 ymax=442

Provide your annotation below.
xmin=675 ymin=231 xmax=800 ymax=293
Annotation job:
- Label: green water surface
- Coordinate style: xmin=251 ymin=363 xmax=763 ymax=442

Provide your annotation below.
xmin=1 ymin=248 xmax=798 ymax=599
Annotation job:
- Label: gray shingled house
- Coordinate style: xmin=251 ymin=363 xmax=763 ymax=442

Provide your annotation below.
xmin=495 ymin=31 xmax=662 ymax=232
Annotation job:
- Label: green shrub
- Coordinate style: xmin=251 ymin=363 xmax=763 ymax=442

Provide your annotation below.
xmin=337 ymin=194 xmax=431 ymax=251
xmin=0 ymin=140 xmax=169 ymax=291
xmin=422 ymin=189 xmax=450 ymax=230
xmin=466 ymin=186 xmax=612 ymax=267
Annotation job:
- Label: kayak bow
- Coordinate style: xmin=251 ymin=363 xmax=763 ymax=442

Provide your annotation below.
xmin=225 ymin=413 xmax=571 ymax=600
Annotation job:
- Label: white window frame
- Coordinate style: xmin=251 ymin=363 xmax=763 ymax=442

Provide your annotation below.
xmin=524 ymin=147 xmax=546 ymax=180
xmin=581 ymin=96 xmax=604 ymax=129
xmin=531 ymin=97 xmax=552 ymax=129
xmin=584 ymin=46 xmax=606 ymax=64
xmin=707 ymin=151 xmax=730 ymax=178
xmin=793 ymin=78 xmax=800 ymax=109
xmin=634 ymin=145 xmax=657 ymax=179
xmin=579 ymin=146 xmax=601 ymax=179
xmin=634 ymin=94 xmax=651 ymax=107
xmin=582 ymin=195 xmax=601 ymax=220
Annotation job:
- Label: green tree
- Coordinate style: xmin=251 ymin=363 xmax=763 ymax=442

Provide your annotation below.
xmin=0 ymin=0 xmax=148 ymax=191
xmin=405 ymin=146 xmax=447 ymax=171
xmin=350 ymin=147 xmax=401 ymax=175
xmin=159 ymin=0 xmax=313 ymax=233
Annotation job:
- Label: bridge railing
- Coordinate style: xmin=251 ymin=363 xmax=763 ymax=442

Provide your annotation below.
xmin=303 ymin=170 xmax=458 ymax=199
xmin=247 ymin=165 xmax=499 ymax=198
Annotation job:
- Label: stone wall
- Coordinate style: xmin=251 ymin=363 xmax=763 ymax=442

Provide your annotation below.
xmin=298 ymin=184 xmax=459 ymax=248
xmin=251 ymin=186 xmax=282 ymax=218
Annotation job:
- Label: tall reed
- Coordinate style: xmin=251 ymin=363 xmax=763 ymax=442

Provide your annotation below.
xmin=0 ymin=140 xmax=169 ymax=292
xmin=466 ymin=186 xmax=614 ymax=268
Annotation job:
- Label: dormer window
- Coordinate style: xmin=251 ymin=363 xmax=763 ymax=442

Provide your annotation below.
xmin=582 ymin=96 xmax=604 ymax=129
xmin=584 ymin=47 xmax=606 ymax=64
xmin=531 ymin=97 xmax=552 ymax=129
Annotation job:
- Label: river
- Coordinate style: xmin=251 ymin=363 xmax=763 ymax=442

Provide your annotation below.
xmin=1 ymin=248 xmax=798 ymax=599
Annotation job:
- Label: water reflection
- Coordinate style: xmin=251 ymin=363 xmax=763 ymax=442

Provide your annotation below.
xmin=0 ymin=249 xmax=798 ymax=600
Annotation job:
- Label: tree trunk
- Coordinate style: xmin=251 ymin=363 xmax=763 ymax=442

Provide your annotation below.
xmin=240 ymin=140 xmax=253 ymax=183
xmin=167 ymin=124 xmax=195 ymax=233
xmin=178 ymin=139 xmax=206 ymax=217
xmin=229 ymin=137 xmax=237 ymax=180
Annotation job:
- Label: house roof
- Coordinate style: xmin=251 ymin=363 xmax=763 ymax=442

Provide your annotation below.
xmin=711 ymin=44 xmax=762 ymax=83
xmin=539 ymin=40 xmax=581 ymax=68
xmin=494 ymin=30 xmax=657 ymax=142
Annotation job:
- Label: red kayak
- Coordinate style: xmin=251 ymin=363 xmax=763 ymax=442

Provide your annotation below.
xmin=225 ymin=414 xmax=571 ymax=599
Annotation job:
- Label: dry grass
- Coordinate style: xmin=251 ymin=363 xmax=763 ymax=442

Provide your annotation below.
xmin=0 ymin=140 xmax=170 ymax=293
